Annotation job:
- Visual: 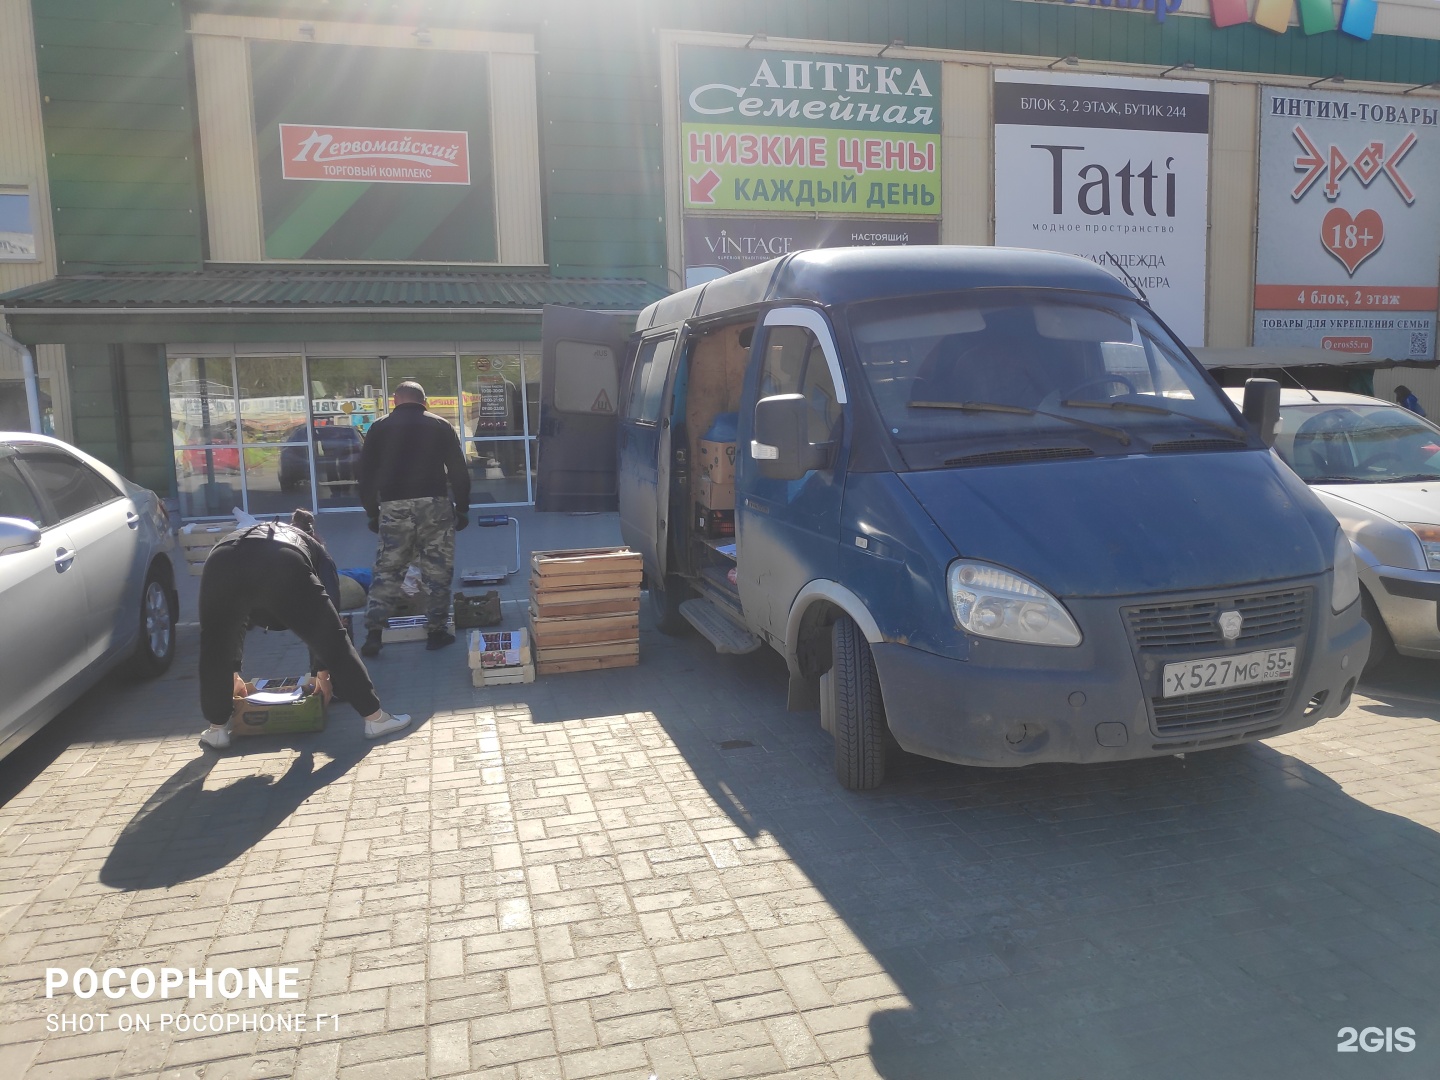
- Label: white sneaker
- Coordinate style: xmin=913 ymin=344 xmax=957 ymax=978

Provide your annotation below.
xmin=199 ymin=726 xmax=231 ymax=750
xmin=364 ymin=712 xmax=411 ymax=740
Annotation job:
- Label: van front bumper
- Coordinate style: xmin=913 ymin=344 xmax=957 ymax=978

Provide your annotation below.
xmin=870 ymin=596 xmax=1369 ymax=768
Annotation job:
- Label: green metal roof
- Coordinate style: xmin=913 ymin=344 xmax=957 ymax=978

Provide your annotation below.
xmin=0 ymin=267 xmax=668 ymax=313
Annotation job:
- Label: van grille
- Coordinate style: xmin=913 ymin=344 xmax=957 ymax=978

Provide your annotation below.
xmin=1125 ymin=589 xmax=1310 ymax=650
xmin=1151 ymin=683 xmax=1290 ymax=737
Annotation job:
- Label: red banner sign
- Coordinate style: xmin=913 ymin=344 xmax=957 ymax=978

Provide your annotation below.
xmin=279 ymin=124 xmax=471 ymax=185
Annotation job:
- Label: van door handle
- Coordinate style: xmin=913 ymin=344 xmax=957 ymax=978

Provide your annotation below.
xmin=126 ymin=511 xmax=140 ymax=529
xmin=55 ymin=547 xmax=76 ymax=572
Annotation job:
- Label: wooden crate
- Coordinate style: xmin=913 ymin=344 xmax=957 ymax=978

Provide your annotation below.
xmin=529 ymin=587 xmax=640 ymax=621
xmin=530 ymin=612 xmax=639 ymax=649
xmin=529 ymin=548 xmax=642 ymax=675
xmin=382 ymin=616 xmax=454 ymax=643
xmin=530 ymin=547 xmax=642 ymax=589
xmin=534 ymin=639 xmax=640 ymax=675
xmin=472 ymin=662 xmax=536 ymax=687
xmin=177 ymin=520 xmax=237 ymax=576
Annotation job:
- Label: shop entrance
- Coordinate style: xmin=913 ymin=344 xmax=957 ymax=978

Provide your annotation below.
xmin=169 ymin=346 xmax=537 ymax=519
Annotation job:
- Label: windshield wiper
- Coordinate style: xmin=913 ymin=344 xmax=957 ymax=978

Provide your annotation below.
xmin=909 ymin=399 xmax=1130 ymax=446
xmin=1059 ymin=398 xmax=1247 ymax=442
xmin=1377 ymin=473 xmax=1440 ymax=484
xmin=1305 ymin=475 xmax=1366 ymax=484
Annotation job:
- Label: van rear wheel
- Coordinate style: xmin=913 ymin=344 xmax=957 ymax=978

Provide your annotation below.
xmin=649 ymin=573 xmax=692 ymax=636
xmin=832 ymin=615 xmax=886 ymax=790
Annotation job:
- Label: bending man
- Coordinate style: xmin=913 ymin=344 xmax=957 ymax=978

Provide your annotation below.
xmin=197 ymin=510 xmax=409 ymax=750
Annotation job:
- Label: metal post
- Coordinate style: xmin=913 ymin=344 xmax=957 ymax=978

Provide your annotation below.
xmin=0 ymin=327 xmax=43 ymax=434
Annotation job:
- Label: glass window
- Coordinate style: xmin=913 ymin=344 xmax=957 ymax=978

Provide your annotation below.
xmin=523 ymin=351 xmax=540 ymax=436
xmin=0 ymin=378 xmax=53 ymax=435
xmin=169 ymin=355 xmax=237 ymax=448
xmin=309 ymin=358 xmax=386 ymax=436
xmin=1275 ymin=403 xmax=1440 ymax=483
xmin=0 ymin=458 xmax=43 ymax=524
xmin=847 ymin=289 xmax=1241 ymax=469
xmin=390 ymin=357 xmax=462 ymax=440
xmin=624 ymin=336 xmax=675 ymax=424
xmin=554 ymin=341 xmax=618 ymax=415
xmin=20 ymin=451 xmax=120 ymax=521
xmin=462 ymin=353 xmax=524 ymax=437
xmin=760 ymin=326 xmax=812 ymax=399
xmin=237 ymin=356 xmax=306 ymax=444
xmin=801 ymin=344 xmax=841 ymax=445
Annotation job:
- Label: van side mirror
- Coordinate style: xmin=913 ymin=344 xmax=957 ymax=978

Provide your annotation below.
xmin=1242 ymin=378 xmax=1281 ymax=448
xmin=752 ymin=394 xmax=831 ymax=481
xmin=0 ymin=516 xmax=42 ymax=557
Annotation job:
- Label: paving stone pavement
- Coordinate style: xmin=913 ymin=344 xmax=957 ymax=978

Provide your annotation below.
xmin=3 ymin=513 xmax=1440 ymax=1079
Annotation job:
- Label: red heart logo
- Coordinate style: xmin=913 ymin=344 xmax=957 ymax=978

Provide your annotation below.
xmin=1320 ymin=207 xmax=1384 ymax=275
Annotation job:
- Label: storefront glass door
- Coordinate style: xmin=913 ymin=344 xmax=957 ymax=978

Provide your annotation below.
xmin=307 ymin=358 xmax=385 ymax=510
xmin=237 ymin=356 xmax=311 ymax=517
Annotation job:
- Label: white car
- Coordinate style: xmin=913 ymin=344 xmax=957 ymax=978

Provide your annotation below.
xmin=0 ymin=433 xmax=179 ymax=761
xmin=1225 ymin=387 xmax=1440 ymax=670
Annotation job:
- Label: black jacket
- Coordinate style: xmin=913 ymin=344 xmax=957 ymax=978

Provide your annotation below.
xmin=215 ymin=521 xmax=342 ymax=630
xmin=357 ymin=402 xmax=470 ymax=518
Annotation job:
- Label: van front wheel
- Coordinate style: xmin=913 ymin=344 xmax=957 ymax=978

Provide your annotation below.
xmin=831 ymin=615 xmax=886 ymax=790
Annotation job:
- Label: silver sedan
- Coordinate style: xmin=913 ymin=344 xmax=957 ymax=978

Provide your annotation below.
xmin=0 ymin=433 xmax=178 ymax=761
xmin=1226 ymin=388 xmax=1440 ymax=671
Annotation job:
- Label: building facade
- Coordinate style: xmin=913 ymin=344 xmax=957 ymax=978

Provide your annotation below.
xmin=2 ymin=0 xmax=1439 ymax=516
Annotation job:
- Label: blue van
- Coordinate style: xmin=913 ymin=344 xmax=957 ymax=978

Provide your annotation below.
xmin=537 ymin=247 xmax=1369 ymax=789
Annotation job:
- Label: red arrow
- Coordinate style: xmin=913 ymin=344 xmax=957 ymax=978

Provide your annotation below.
xmin=688 ymin=169 xmax=721 ymax=204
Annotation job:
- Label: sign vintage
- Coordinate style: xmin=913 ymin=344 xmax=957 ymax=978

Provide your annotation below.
xmin=1253 ymin=87 xmax=1440 ymax=360
xmin=682 ymin=215 xmax=940 ymax=287
xmin=992 ymin=69 xmax=1212 ymax=345
xmin=679 ymin=45 xmax=942 ymax=218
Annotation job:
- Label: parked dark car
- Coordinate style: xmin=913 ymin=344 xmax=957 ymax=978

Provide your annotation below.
xmin=278 ymin=423 xmax=364 ymax=492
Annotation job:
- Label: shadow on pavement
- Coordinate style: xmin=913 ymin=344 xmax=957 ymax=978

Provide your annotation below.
xmin=97 ymin=723 xmax=406 ymax=889
xmin=509 ymin=623 xmax=1440 ymax=1079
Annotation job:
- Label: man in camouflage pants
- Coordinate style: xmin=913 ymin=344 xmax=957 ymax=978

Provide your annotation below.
xmin=357 ymin=381 xmax=471 ymax=654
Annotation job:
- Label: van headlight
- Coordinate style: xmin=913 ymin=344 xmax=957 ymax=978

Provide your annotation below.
xmin=1402 ymin=523 xmax=1440 ymax=572
xmin=948 ymin=560 xmax=1082 ymax=647
xmin=1332 ymin=530 xmax=1360 ymax=613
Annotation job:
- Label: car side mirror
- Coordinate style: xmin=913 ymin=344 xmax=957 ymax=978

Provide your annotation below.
xmin=0 ymin=516 xmax=42 ymax=556
xmin=1242 ymin=378 xmax=1281 ymax=448
xmin=752 ymin=394 xmax=832 ymax=481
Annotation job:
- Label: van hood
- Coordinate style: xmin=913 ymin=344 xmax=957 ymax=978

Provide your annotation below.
xmin=898 ymin=451 xmax=1332 ymax=598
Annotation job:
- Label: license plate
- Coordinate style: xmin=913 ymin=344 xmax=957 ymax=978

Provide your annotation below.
xmin=1162 ymin=648 xmax=1296 ymax=698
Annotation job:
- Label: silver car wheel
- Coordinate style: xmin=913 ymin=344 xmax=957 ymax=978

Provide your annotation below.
xmin=144 ymin=579 xmax=173 ymax=658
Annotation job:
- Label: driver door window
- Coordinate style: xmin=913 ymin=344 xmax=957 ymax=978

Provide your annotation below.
xmin=760 ymin=326 xmax=840 ymax=444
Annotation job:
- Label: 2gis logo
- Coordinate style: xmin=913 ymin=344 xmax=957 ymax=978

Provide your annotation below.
xmin=1336 ymin=1026 xmax=1416 ymax=1053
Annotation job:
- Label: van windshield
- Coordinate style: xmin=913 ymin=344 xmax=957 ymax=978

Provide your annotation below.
xmin=846 ymin=290 xmax=1244 ymax=469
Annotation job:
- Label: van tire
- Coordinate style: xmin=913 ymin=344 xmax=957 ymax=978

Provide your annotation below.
xmin=832 ymin=615 xmax=886 ymax=790
xmin=1360 ymin=589 xmax=1393 ymax=674
xmin=649 ymin=574 xmax=692 ymax=636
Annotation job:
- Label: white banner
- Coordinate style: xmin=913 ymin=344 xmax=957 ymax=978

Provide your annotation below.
xmin=993 ymin=70 xmax=1211 ymax=346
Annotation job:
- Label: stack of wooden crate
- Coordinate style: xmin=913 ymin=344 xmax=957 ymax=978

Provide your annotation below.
xmin=529 ymin=547 xmax=641 ymax=674
xmin=177 ymin=520 xmax=238 ymax=576
xmin=468 ymin=628 xmax=534 ymax=686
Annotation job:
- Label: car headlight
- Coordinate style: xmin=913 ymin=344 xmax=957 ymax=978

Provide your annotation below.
xmin=947 ymin=560 xmax=1082 ymax=647
xmin=1332 ymin=529 xmax=1360 ymax=613
xmin=1403 ymin=523 xmax=1440 ymax=572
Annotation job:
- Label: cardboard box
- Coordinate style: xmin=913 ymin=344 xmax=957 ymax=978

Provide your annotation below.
xmin=695 ymin=506 xmax=735 ymax=538
xmin=699 ymin=439 xmax=737 ymax=485
xmin=230 ymin=672 xmax=330 ymax=736
xmin=696 ymin=476 xmax=734 ymax=510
